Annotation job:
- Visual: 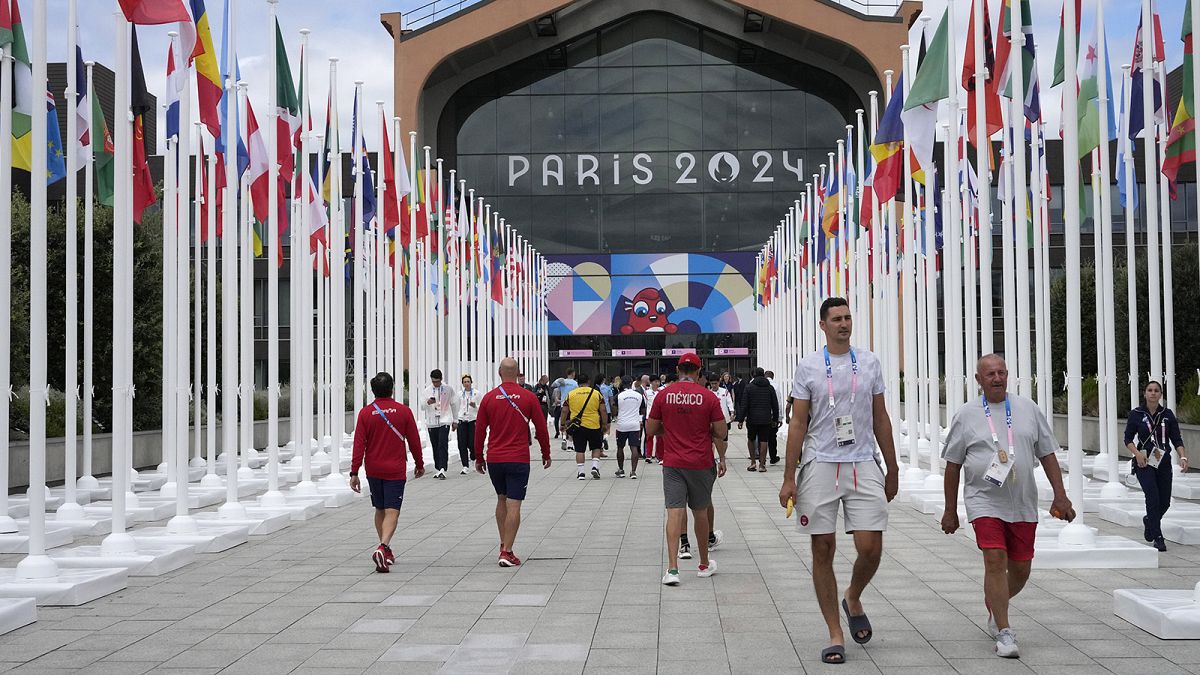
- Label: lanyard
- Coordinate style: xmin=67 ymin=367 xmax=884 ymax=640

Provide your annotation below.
xmin=498 ymin=384 xmax=530 ymax=424
xmin=823 ymin=346 xmax=857 ymax=408
xmin=1143 ymin=410 xmax=1165 ymax=448
xmin=981 ymin=395 xmax=1013 ymax=455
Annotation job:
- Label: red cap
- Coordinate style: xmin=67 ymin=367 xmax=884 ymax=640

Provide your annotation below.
xmin=678 ymin=352 xmax=702 ymax=368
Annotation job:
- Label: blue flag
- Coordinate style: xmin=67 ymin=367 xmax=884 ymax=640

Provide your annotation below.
xmin=45 ymin=92 xmax=67 ymax=185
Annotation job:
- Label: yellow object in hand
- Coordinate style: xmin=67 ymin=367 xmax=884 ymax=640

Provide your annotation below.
xmin=785 ymin=497 xmax=794 ymax=519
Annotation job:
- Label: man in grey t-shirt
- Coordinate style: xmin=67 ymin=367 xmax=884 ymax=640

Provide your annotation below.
xmin=941 ymin=354 xmax=1074 ymax=660
xmin=779 ymin=297 xmax=899 ymax=665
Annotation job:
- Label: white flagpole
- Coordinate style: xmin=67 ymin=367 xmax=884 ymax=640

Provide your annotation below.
xmin=1031 ymin=118 xmax=1048 ymax=414
xmin=1155 ymin=60 xmax=1177 ymax=417
xmin=203 ymin=139 xmax=220 ymax=487
xmin=192 ymin=122 xmax=205 ymax=477
xmin=1096 ymin=2 xmax=1123 ymax=495
xmin=219 ymin=0 xmax=247 ymax=519
xmin=407 ymin=130 xmax=418 ymax=408
xmin=448 ymin=169 xmax=460 ymax=381
xmin=351 ymin=76 xmax=366 ymax=415
xmin=237 ymin=81 xmax=254 ymax=479
xmin=262 ymin=0 xmax=283 ymax=505
xmin=327 ymin=63 xmax=348 ymax=480
xmin=99 ymin=10 xmax=135 ymax=556
xmin=971 ymin=0 xmax=989 ymax=363
xmin=436 ymin=158 xmax=446 ymax=372
xmin=1060 ymin=0 xmax=1091 ymax=541
xmin=77 ymin=60 xmax=99 ymax=494
xmin=1140 ymin=0 xmax=1163 ymax=383
xmin=172 ymin=73 xmax=194 ymax=528
xmin=393 ymin=117 xmax=404 ymax=382
xmin=1009 ymin=14 xmax=1031 ymax=397
xmin=900 ymin=43 xmax=922 ymax=481
xmin=160 ymin=103 xmax=177 ymax=493
xmin=0 ymin=37 xmax=15 ymax=536
xmin=1121 ymin=64 xmax=1139 ymax=411
xmin=292 ymin=84 xmax=316 ymax=492
xmin=59 ymin=0 xmax=82 ymax=520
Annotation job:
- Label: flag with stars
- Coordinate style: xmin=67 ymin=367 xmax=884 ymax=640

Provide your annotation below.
xmin=45 ymin=91 xmax=67 ymax=184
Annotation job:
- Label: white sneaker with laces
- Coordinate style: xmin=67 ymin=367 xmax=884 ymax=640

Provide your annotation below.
xmin=709 ymin=529 xmax=724 ymax=550
xmin=661 ymin=570 xmax=680 ymax=586
xmin=460 ymin=467 xmax=469 ymax=475
xmin=697 ymin=559 xmax=717 ymax=578
xmin=994 ymin=628 xmax=1019 ymax=659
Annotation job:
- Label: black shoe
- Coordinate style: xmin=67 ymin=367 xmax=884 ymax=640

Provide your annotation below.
xmin=591 ymin=467 xmax=601 ymax=480
xmin=615 ymin=469 xmax=626 ymax=478
xmin=1143 ymin=516 xmax=1153 ymax=542
xmin=770 ymin=457 xmax=780 ymax=465
xmin=1154 ymin=537 xmax=1167 ymax=552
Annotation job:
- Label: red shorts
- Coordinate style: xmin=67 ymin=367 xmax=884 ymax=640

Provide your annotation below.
xmin=971 ymin=518 xmax=1037 ymax=562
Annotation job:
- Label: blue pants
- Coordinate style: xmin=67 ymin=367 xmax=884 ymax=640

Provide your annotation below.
xmin=429 ymin=425 xmax=450 ymax=471
xmin=1134 ymin=457 xmax=1173 ymax=540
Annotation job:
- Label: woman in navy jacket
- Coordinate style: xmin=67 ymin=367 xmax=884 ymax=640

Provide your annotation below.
xmin=1124 ymin=381 xmax=1189 ymax=552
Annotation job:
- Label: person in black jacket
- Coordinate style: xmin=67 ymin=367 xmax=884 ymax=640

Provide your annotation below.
xmin=736 ymin=367 xmax=781 ymax=472
xmin=1124 ymin=380 xmax=1189 ymax=552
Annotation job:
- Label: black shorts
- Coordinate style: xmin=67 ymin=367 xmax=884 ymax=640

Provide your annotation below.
xmin=366 ymin=477 xmax=406 ymax=510
xmin=616 ymin=430 xmax=642 ymax=449
xmin=747 ymin=423 xmax=777 ymax=444
xmin=571 ymin=427 xmax=604 ymax=452
xmin=488 ymin=462 xmax=531 ymax=500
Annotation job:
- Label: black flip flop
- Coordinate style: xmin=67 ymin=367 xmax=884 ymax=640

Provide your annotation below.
xmin=820 ymin=645 xmax=846 ymax=664
xmin=842 ymin=598 xmax=873 ymax=644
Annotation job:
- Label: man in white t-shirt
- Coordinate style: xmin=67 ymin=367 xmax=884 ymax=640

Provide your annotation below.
xmin=779 ymin=297 xmax=899 ymax=666
xmin=614 ymin=380 xmax=647 ymax=479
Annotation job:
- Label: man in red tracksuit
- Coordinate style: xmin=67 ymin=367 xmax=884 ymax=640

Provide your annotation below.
xmin=350 ymin=372 xmax=425 ymax=573
xmin=475 ymin=357 xmax=552 ymax=567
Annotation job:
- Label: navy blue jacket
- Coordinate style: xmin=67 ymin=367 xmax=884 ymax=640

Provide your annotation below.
xmin=1123 ymin=406 xmax=1184 ymax=454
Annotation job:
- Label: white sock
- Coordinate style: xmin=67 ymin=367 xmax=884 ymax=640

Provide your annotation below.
xmin=591 ymin=458 xmax=600 ymax=470
xmin=577 ymin=463 xmax=585 ymax=473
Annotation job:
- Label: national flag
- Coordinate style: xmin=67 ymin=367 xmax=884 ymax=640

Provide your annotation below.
xmin=0 ymin=0 xmax=11 ymax=48
xmin=216 ymin=0 xmax=248 ymax=175
xmin=90 ymin=79 xmax=115 ymax=207
xmin=903 ymin=11 xmax=949 ymax=185
xmin=74 ymin=47 xmax=90 ymax=164
xmin=996 ymin=0 xmax=1041 ymax=123
xmin=1052 ymin=0 xmax=1082 ymax=87
xmin=962 ymin=0 xmax=1004 ymax=144
xmin=870 ymin=75 xmax=905 ymax=204
xmin=165 ymin=43 xmax=181 ymax=142
xmin=189 ymin=0 xmax=221 ymax=142
xmin=10 ymin=0 xmax=34 ymax=173
xmin=1078 ymin=20 xmax=1102 ymax=159
xmin=350 ymin=91 xmax=378 ymax=232
xmin=274 ymin=19 xmax=300 ymax=183
xmin=304 ymin=169 xmax=328 ymax=264
xmin=490 ymin=224 xmax=505 ymax=303
xmin=1163 ymin=0 xmax=1195 ymax=199
xmin=1129 ymin=3 xmax=1167 ymax=139
xmin=131 ymin=28 xmax=158 ymax=224
xmin=821 ymin=166 xmax=841 ymax=237
xmin=248 ymin=99 xmax=289 ymax=259
xmin=118 ymin=0 xmax=198 ymax=63
xmin=44 ymin=92 xmax=67 ymax=185
xmin=380 ymin=110 xmax=401 ymax=235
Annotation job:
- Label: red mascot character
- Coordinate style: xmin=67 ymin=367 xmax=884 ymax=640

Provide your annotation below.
xmin=620 ymin=288 xmax=678 ymax=334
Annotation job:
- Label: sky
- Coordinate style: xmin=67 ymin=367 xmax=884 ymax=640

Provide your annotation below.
xmin=41 ymin=0 xmax=1190 ymax=155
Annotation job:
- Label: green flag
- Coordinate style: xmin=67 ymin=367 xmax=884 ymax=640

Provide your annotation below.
xmin=904 ymin=10 xmax=950 ymax=111
xmin=10 ymin=0 xmax=33 ymax=172
xmin=1163 ymin=0 xmax=1196 ymax=196
xmin=91 ymin=90 xmax=115 ymax=206
xmin=1077 ymin=21 xmax=1101 ymax=159
xmin=1052 ymin=0 xmax=1081 ymax=87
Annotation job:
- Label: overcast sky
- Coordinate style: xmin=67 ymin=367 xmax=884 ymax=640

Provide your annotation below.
xmin=42 ymin=0 xmax=1188 ymax=154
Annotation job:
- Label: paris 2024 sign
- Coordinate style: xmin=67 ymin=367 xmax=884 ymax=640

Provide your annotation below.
xmin=545 ymin=253 xmax=756 ymax=336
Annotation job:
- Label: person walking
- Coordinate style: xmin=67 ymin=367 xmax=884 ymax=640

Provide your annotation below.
xmin=552 ymin=369 xmax=580 ymax=451
xmin=422 ymin=369 xmax=460 ymax=480
xmin=475 ymin=358 xmax=551 ymax=567
xmin=778 ymin=297 xmax=899 ymax=665
xmin=1125 ymin=380 xmax=1189 ymax=552
xmin=714 ymin=377 xmax=736 ymax=424
xmin=561 ymin=373 xmax=608 ymax=480
xmin=598 ymin=375 xmax=615 ymax=457
xmin=736 ymin=367 xmax=780 ymax=472
xmin=534 ymin=375 xmax=552 ymax=431
xmin=765 ymin=370 xmax=783 ymax=464
xmin=456 ymin=375 xmax=480 ymax=475
xmin=941 ymin=354 xmax=1075 ymax=659
xmin=614 ymin=379 xmax=646 ymax=479
xmin=642 ymin=377 xmax=663 ymax=463
xmin=349 ymin=372 xmax=425 ymax=573
xmin=679 ymin=370 xmax=726 ymax=561
xmin=647 ymin=353 xmax=728 ymax=585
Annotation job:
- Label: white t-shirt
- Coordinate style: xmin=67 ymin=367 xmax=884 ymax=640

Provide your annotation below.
xmin=942 ymin=394 xmax=1059 ymax=523
xmin=716 ymin=387 xmax=735 ymax=421
xmin=457 ymin=387 xmax=479 ymax=422
xmin=791 ymin=346 xmax=886 ymax=464
xmin=615 ymin=389 xmax=646 ymax=433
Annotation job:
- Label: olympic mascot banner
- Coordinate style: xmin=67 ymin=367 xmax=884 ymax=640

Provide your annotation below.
xmin=545 ymin=253 xmax=756 ymax=336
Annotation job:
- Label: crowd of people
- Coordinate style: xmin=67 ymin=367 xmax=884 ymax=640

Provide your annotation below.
xmin=346 ymin=295 xmax=1192 ymax=665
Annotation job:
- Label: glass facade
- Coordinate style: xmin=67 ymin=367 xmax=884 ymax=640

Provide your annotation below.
xmin=440 ymin=12 xmax=862 ymax=255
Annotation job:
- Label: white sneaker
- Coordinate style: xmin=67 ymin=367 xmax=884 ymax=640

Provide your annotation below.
xmin=678 ymin=542 xmax=692 ymax=559
xmin=697 ymin=559 xmax=717 ymax=578
xmin=661 ymin=569 xmax=680 ymax=586
xmin=460 ymin=467 xmax=469 ymax=475
xmin=709 ymin=529 xmax=724 ymax=550
xmin=986 ymin=609 xmax=997 ymax=638
xmin=994 ymin=628 xmax=1019 ymax=659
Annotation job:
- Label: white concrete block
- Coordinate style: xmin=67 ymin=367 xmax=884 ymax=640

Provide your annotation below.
xmin=0 ymin=567 xmax=128 ymax=606
xmin=1032 ymin=536 xmax=1159 ymax=569
xmin=0 ymin=597 xmax=36 ymax=635
xmin=129 ymin=524 xmax=249 ymax=553
xmin=50 ymin=543 xmax=196 ymax=576
xmin=0 ymin=524 xmax=76 ymax=553
xmin=1114 ymin=587 xmax=1200 ymax=639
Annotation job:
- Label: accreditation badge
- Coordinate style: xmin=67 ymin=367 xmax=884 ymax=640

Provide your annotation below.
xmin=835 ymin=415 xmax=856 ymax=447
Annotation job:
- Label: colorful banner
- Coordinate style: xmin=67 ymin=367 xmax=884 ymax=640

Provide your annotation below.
xmin=545 ymin=253 xmax=756 ymax=336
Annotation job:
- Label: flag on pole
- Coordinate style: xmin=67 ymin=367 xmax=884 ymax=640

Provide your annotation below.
xmin=1163 ymin=0 xmax=1195 ymax=199
xmin=131 ymin=27 xmax=158 ymax=224
xmin=247 ymin=99 xmax=274 ymax=256
xmin=870 ymin=75 xmax=905 ymax=204
xmin=380 ymin=109 xmax=401 ymax=235
xmin=216 ymin=0 xmax=247 ymax=174
xmin=821 ymin=169 xmax=841 ymax=238
xmin=1078 ymin=20 xmax=1102 ymax=159
xmin=274 ymin=19 xmax=300 ymax=183
xmin=118 ymin=0 xmax=198 ymax=61
xmin=996 ymin=0 xmax=1041 ymax=123
xmin=903 ymin=10 xmax=949 ymax=185
xmin=74 ymin=47 xmax=90 ymax=165
xmin=189 ymin=0 xmax=221 ymax=142
xmin=963 ymin=0 xmax=1004 ymax=144
xmin=9 ymin=0 xmax=34 ymax=173
xmin=304 ymin=169 xmax=328 ymax=263
xmin=1128 ymin=3 xmax=1167 ymax=139
xmin=91 ymin=76 xmax=115 ymax=207
xmin=165 ymin=43 xmax=181 ymax=142
xmin=0 ymin=0 xmax=10 ymax=48
xmin=44 ymin=92 xmax=67 ymax=185
xmin=490 ymin=225 xmax=505 ymax=303
xmin=1052 ymin=0 xmax=1082 ymax=87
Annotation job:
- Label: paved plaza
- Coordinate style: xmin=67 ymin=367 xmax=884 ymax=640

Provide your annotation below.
xmin=3 ymin=432 xmax=1200 ymax=674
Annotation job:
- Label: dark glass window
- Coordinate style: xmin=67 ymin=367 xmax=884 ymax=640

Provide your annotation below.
xmin=441 ymin=11 xmax=859 ymax=254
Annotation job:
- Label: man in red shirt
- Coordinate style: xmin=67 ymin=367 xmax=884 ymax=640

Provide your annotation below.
xmin=349 ymin=372 xmax=425 ymax=573
xmin=475 ymin=357 xmax=552 ymax=567
xmin=646 ymin=353 xmax=728 ymax=586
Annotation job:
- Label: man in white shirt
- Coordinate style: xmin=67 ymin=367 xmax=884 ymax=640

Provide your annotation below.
xmin=642 ymin=378 xmax=662 ymax=462
xmin=779 ymin=297 xmax=899 ymax=666
xmin=456 ymin=374 xmax=480 ymax=475
xmin=614 ymin=380 xmax=647 ymax=479
xmin=422 ymin=369 xmax=460 ymax=480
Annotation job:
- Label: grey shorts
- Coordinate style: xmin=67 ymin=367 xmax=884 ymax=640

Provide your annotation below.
xmin=795 ymin=460 xmax=888 ymax=535
xmin=662 ymin=465 xmax=717 ymax=510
